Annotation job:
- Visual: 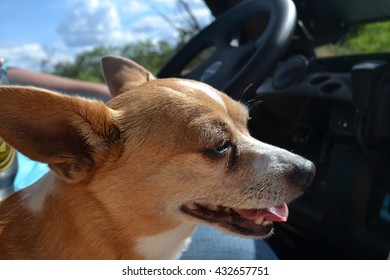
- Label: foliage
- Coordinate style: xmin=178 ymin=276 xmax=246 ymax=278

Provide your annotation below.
xmin=121 ymin=40 xmax=175 ymax=74
xmin=155 ymin=0 xmax=202 ymax=48
xmin=48 ymin=0 xmax=202 ymax=82
xmin=50 ymin=40 xmax=175 ymax=83
xmin=51 ymin=9 xmax=390 ymax=81
xmin=343 ymin=21 xmax=390 ymax=54
xmin=316 ymin=21 xmax=390 ymax=57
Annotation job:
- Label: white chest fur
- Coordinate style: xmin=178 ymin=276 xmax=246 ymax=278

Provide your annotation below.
xmin=135 ymin=223 xmax=196 ymax=259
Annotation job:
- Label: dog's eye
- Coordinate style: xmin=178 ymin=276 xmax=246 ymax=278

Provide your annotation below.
xmin=210 ymin=141 xmax=233 ymax=157
xmin=203 ymin=141 xmax=238 ymax=168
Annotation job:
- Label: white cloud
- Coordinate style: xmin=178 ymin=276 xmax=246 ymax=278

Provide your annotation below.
xmin=131 ymin=2 xmax=212 ymax=42
xmin=123 ymin=1 xmax=149 ymax=13
xmin=191 ymin=7 xmax=213 ymax=26
xmin=131 ymin=15 xmax=177 ymax=42
xmin=1 ymin=0 xmax=212 ymax=71
xmin=153 ymin=0 xmax=176 ymax=8
xmin=58 ymin=0 xmax=212 ymax=47
xmin=58 ymin=0 xmax=134 ymax=47
xmin=0 ymin=44 xmax=50 ymax=71
xmin=0 ymin=42 xmax=78 ymax=72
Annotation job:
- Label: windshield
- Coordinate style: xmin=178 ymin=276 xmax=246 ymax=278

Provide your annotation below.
xmin=297 ymin=0 xmax=390 ymax=24
xmin=315 ymin=21 xmax=390 ymax=57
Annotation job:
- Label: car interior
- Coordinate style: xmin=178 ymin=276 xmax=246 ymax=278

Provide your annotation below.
xmin=158 ymin=0 xmax=390 ymax=259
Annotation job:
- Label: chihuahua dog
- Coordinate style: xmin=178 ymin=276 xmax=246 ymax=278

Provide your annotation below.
xmin=0 ymin=55 xmax=315 ymax=259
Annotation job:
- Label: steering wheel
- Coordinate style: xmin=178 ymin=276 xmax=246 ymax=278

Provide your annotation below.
xmin=158 ymin=0 xmax=296 ymax=101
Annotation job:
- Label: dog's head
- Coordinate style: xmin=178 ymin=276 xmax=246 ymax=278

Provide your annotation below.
xmin=0 ymin=56 xmax=315 ymax=238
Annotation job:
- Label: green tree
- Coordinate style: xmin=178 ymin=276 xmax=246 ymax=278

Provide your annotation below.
xmin=50 ymin=40 xmax=175 ymax=83
xmin=48 ymin=0 xmax=202 ymax=82
xmin=120 ymin=40 xmax=175 ymax=74
xmin=51 ymin=46 xmax=116 ymax=83
xmin=343 ymin=21 xmax=390 ymax=54
xmin=317 ymin=21 xmax=390 ymax=57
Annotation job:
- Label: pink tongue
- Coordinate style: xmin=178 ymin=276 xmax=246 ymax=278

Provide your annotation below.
xmin=234 ymin=203 xmax=289 ymax=222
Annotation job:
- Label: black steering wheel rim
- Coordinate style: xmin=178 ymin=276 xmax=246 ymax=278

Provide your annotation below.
xmin=158 ymin=0 xmax=296 ymax=101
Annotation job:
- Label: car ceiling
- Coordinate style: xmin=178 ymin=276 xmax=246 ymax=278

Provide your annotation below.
xmin=205 ymin=0 xmax=390 ymax=24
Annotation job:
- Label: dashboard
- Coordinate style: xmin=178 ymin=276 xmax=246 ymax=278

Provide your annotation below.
xmin=250 ymin=53 xmax=390 ymax=259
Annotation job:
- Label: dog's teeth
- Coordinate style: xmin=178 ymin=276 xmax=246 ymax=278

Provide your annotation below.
xmin=186 ymin=202 xmax=199 ymax=210
xmin=221 ymin=207 xmax=230 ymax=213
xmin=254 ymin=217 xmax=265 ymax=225
xmin=263 ymin=220 xmax=272 ymax=226
xmin=211 ymin=205 xmax=220 ymax=211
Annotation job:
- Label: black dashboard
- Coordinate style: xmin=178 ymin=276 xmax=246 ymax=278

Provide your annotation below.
xmin=201 ymin=0 xmax=390 ymax=259
xmin=250 ymin=53 xmax=390 ymax=259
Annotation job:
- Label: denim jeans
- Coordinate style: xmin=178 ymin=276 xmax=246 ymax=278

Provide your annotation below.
xmin=180 ymin=225 xmax=277 ymax=260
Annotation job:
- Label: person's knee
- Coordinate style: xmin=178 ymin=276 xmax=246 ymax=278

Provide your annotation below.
xmin=180 ymin=225 xmax=256 ymax=260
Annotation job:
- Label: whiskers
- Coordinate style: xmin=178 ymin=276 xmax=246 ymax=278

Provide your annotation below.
xmin=239 ymin=184 xmax=267 ymax=208
xmin=245 ymin=99 xmax=264 ymax=112
xmin=234 ymin=83 xmax=265 ymax=114
xmin=234 ymin=83 xmax=255 ymax=102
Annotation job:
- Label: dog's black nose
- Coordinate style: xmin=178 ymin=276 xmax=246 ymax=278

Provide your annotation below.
xmin=289 ymin=159 xmax=316 ymax=190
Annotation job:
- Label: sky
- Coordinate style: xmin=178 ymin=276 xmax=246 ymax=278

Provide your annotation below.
xmin=0 ymin=0 xmax=212 ymax=71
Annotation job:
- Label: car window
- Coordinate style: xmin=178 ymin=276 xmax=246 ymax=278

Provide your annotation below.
xmin=315 ymin=21 xmax=390 ymax=57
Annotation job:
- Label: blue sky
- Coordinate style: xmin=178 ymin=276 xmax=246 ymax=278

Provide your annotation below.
xmin=0 ymin=0 xmax=212 ymax=71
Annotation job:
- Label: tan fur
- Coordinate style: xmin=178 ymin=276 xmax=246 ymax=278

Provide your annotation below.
xmin=0 ymin=56 xmax=314 ymax=259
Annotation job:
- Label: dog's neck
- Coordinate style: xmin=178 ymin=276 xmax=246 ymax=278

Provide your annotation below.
xmin=2 ymin=172 xmax=195 ymax=259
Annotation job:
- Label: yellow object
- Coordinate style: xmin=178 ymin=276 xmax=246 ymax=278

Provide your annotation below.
xmin=0 ymin=137 xmax=16 ymax=172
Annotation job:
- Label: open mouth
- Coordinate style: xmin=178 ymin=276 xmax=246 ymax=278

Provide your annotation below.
xmin=180 ymin=202 xmax=289 ymax=237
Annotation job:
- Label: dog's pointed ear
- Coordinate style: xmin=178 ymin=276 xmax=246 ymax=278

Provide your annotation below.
xmin=101 ymin=55 xmax=156 ymax=97
xmin=0 ymin=86 xmax=123 ymax=183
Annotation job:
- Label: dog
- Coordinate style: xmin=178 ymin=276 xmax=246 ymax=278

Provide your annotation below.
xmin=0 ymin=55 xmax=315 ymax=259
